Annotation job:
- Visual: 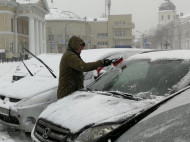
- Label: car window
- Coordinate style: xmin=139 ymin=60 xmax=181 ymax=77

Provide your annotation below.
xmin=113 ymin=61 xmax=149 ymax=86
xmin=89 ymin=60 xmax=190 ymax=96
xmin=116 ymin=102 xmax=190 ymax=142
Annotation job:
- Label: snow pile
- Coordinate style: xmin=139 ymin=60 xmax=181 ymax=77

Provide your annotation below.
xmin=40 ymin=91 xmax=161 ymax=133
xmin=0 ymin=127 xmax=31 ymax=142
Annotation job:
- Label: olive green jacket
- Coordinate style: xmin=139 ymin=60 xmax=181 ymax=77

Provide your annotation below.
xmin=57 ymin=36 xmax=104 ymax=99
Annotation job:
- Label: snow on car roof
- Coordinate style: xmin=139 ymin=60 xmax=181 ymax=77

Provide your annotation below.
xmin=81 ymin=48 xmax=149 ymax=62
xmin=39 ymin=91 xmax=162 ymax=133
xmin=128 ymin=50 xmax=190 ymax=62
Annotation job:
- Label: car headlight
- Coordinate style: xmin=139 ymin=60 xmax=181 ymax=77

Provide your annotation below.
xmin=75 ymin=124 xmax=120 ymax=142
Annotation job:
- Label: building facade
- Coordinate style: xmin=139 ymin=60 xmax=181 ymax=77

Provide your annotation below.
xmin=46 ymin=8 xmax=135 ymax=53
xmin=0 ymin=0 xmax=49 ymax=61
xmin=157 ymin=0 xmax=190 ymax=49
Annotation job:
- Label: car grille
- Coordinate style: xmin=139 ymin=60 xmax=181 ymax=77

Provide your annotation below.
xmin=34 ymin=118 xmax=70 ymax=142
xmin=0 ymin=95 xmax=21 ymax=103
xmin=0 ymin=113 xmax=19 ymax=125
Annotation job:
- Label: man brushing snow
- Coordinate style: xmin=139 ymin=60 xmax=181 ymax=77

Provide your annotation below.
xmin=57 ymin=36 xmax=112 ymax=99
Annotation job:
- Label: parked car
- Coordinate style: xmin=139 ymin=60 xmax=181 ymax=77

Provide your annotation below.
xmin=0 ymin=48 xmax=147 ymax=133
xmin=95 ymin=85 xmax=190 ymax=142
xmin=31 ymin=50 xmax=190 ymax=142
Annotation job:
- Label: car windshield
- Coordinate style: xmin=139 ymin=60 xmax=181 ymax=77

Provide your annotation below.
xmin=88 ymin=59 xmax=190 ymax=96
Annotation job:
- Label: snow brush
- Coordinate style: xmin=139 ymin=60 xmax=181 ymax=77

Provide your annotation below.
xmin=97 ymin=57 xmax=123 ymax=76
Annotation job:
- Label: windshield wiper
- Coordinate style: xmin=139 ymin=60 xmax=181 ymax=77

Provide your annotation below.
xmin=20 ymin=53 xmax=33 ymax=76
xmin=107 ymin=91 xmax=142 ymax=101
xmin=24 ymin=48 xmax=57 ymax=78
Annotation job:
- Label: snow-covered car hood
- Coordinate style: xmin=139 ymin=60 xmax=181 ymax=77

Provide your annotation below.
xmin=39 ymin=91 xmax=161 ymax=133
xmin=0 ymin=76 xmax=58 ymax=99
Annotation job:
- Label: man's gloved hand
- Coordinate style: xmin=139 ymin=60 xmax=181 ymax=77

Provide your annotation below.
xmin=103 ymin=59 xmax=112 ymax=66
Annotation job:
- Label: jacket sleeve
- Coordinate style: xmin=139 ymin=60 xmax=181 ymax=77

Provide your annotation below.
xmin=66 ymin=53 xmax=104 ymax=72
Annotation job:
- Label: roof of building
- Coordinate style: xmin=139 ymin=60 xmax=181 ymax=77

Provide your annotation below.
xmin=16 ymin=0 xmax=39 ymax=4
xmin=86 ymin=17 xmax=108 ymax=22
xmin=45 ymin=8 xmax=84 ymax=21
xmin=46 ymin=8 xmax=109 ymax=22
xmin=15 ymin=0 xmax=49 ymax=12
xmin=159 ymin=0 xmax=176 ymax=11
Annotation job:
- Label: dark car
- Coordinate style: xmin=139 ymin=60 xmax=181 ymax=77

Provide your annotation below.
xmin=96 ymin=85 xmax=190 ymax=142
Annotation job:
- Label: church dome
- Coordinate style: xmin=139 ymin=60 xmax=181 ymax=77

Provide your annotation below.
xmin=159 ymin=0 xmax=176 ymax=11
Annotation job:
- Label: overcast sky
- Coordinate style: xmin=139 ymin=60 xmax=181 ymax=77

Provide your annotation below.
xmin=47 ymin=0 xmax=190 ymax=37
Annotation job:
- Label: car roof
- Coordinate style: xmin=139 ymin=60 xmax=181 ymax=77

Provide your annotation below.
xmin=127 ymin=50 xmax=190 ymax=62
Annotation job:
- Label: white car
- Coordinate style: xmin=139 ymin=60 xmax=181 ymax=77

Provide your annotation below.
xmin=31 ymin=50 xmax=190 ymax=142
xmin=0 ymin=48 xmax=148 ymax=133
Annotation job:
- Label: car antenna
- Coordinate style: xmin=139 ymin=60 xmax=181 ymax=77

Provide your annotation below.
xmin=24 ymin=48 xmax=57 ymax=78
xmin=20 ymin=53 xmax=34 ymax=76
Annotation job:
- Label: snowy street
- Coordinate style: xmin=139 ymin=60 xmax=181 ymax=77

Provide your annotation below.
xmin=0 ymin=62 xmax=32 ymax=142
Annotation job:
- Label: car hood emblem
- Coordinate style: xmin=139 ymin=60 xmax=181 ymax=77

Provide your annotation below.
xmin=43 ymin=127 xmax=51 ymax=139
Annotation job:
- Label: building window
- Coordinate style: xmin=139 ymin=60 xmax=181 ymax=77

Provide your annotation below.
xmin=97 ymin=33 xmax=108 ymax=38
xmin=26 ymin=23 xmax=28 ymax=35
xmin=92 ymin=45 xmax=97 ymax=49
xmin=11 ymin=18 xmax=14 ymax=32
xmin=17 ymin=21 xmax=19 ymax=33
xmin=66 ymin=35 xmax=70 ymax=41
xmin=22 ymin=22 xmax=24 ymax=34
xmin=115 ymin=40 xmax=127 ymax=46
xmin=10 ymin=42 xmax=14 ymax=53
xmin=58 ymin=35 xmax=62 ymax=43
xmin=97 ymin=41 xmax=108 ymax=46
xmin=168 ymin=15 xmax=170 ymax=20
xmin=162 ymin=15 xmax=164 ymax=21
xmin=58 ymin=44 xmax=63 ymax=53
xmin=115 ymin=21 xmax=126 ymax=26
xmin=48 ymin=35 xmax=54 ymax=41
xmin=115 ymin=31 xmax=126 ymax=37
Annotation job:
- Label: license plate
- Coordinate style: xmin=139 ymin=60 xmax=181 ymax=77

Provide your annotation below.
xmin=0 ymin=107 xmax=9 ymax=116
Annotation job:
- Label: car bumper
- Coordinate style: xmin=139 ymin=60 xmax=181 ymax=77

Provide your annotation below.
xmin=0 ymin=101 xmax=53 ymax=132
